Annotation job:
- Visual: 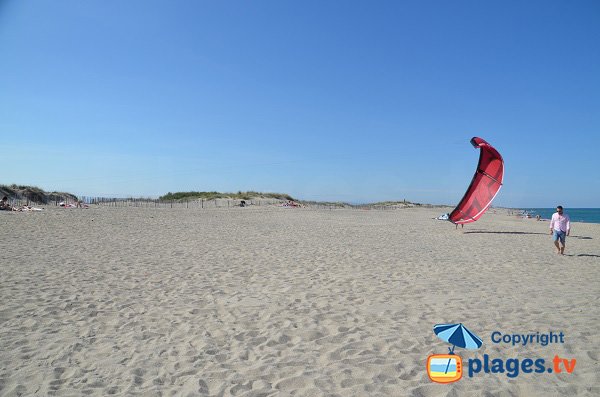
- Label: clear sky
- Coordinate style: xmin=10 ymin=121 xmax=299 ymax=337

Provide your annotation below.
xmin=1 ymin=0 xmax=599 ymax=207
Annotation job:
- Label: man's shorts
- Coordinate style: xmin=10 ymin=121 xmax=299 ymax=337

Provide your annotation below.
xmin=553 ymin=230 xmax=566 ymax=244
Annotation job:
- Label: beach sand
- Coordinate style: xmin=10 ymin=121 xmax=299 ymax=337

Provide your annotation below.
xmin=1 ymin=206 xmax=598 ymax=396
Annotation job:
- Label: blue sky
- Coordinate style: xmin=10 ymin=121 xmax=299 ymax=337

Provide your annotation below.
xmin=1 ymin=0 xmax=599 ymax=207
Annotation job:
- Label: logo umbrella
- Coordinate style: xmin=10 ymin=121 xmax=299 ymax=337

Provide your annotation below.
xmin=433 ymin=323 xmax=483 ymax=374
xmin=434 ymin=323 xmax=482 ymax=353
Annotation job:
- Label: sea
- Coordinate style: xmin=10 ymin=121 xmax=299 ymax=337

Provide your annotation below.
xmin=521 ymin=208 xmax=600 ymax=224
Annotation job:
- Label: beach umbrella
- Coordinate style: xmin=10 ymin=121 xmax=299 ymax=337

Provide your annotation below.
xmin=433 ymin=323 xmax=482 ymax=354
xmin=433 ymin=323 xmax=483 ymax=375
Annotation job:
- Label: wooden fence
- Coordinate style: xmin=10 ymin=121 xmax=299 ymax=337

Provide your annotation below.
xmin=84 ymin=197 xmax=284 ymax=209
xmin=6 ymin=194 xmax=422 ymax=211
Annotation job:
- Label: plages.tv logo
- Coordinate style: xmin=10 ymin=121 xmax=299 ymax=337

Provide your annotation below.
xmin=427 ymin=323 xmax=482 ymax=383
xmin=427 ymin=324 xmax=577 ymax=383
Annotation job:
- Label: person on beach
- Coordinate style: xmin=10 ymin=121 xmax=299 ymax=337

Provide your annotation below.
xmin=0 ymin=196 xmax=15 ymax=211
xmin=550 ymin=206 xmax=570 ymax=255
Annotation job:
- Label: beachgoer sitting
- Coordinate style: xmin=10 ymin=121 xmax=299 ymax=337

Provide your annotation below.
xmin=0 ymin=196 xmax=15 ymax=211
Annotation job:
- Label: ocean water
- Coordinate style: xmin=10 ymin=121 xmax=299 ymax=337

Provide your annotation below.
xmin=521 ymin=208 xmax=600 ymax=224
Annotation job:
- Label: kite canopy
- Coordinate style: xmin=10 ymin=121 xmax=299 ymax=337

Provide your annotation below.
xmin=449 ymin=137 xmax=504 ymax=225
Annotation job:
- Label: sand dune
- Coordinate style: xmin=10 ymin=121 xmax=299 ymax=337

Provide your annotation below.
xmin=1 ymin=206 xmax=598 ymax=396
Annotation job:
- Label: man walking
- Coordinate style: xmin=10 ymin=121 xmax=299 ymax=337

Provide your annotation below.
xmin=550 ymin=206 xmax=570 ymax=255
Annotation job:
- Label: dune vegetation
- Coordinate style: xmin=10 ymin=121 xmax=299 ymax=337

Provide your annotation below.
xmin=0 ymin=184 xmax=78 ymax=204
xmin=159 ymin=191 xmax=296 ymax=201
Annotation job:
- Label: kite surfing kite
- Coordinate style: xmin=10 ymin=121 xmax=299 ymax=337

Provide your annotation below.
xmin=447 ymin=137 xmax=504 ymax=225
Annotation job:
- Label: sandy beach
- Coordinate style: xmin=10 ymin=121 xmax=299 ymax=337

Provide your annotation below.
xmin=1 ymin=206 xmax=598 ymax=396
